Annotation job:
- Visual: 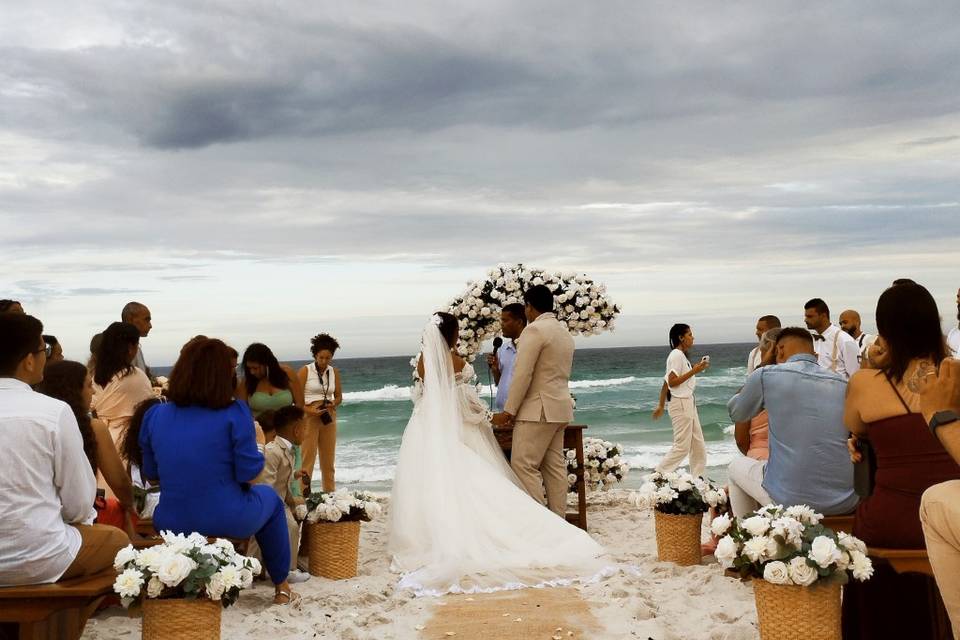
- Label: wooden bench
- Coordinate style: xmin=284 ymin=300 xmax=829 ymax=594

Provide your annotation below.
xmin=821 ymin=514 xmax=855 ymax=535
xmin=0 ymin=570 xmax=116 ymax=640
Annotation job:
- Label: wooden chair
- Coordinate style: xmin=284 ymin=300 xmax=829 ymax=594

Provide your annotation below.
xmin=821 ymin=514 xmax=855 ymax=535
xmin=868 ymin=547 xmax=952 ymax=640
xmin=0 ymin=570 xmax=116 ymax=640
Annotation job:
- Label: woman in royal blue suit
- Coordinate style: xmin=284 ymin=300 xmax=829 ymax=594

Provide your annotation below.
xmin=140 ymin=338 xmax=295 ymax=604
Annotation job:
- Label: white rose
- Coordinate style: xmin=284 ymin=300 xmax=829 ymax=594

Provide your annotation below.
xmin=157 ymin=553 xmax=198 ymax=588
xmin=808 ymin=536 xmax=842 ymax=569
xmin=567 ymin=473 xmax=577 ymax=485
xmin=114 ymin=568 xmax=144 ymax=598
xmin=565 ymin=449 xmax=576 ymax=460
xmin=787 ymin=556 xmax=819 ymax=586
xmin=655 ymin=486 xmax=678 ymax=504
xmin=136 ymin=547 xmax=167 ymax=573
xmin=763 ymin=561 xmax=793 ymax=585
xmin=837 ymin=531 xmax=867 ymax=554
xmin=206 ymin=573 xmax=226 ymax=600
xmin=743 ymin=536 xmax=773 ymax=562
xmin=247 ymin=557 xmax=262 ymax=576
xmin=849 ymin=550 xmax=874 ymax=581
xmin=146 ymin=575 xmax=164 ymax=598
xmin=715 ymin=535 xmax=739 ymax=569
xmin=785 ymin=505 xmax=822 ymax=525
xmin=675 ymin=478 xmax=692 ymax=492
xmin=218 ymin=564 xmax=242 ymax=590
xmin=366 ymin=502 xmax=383 ymax=519
xmin=742 ymin=515 xmax=772 ymax=537
xmin=113 ymin=545 xmax=138 ymax=571
xmin=770 ymin=517 xmax=804 ymax=548
xmin=836 ymin=550 xmax=850 ymax=571
xmin=710 ymin=514 xmax=732 ymax=537
xmin=703 ymin=490 xmax=721 ymax=508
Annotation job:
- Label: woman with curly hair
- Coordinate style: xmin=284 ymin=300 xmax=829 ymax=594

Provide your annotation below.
xmin=37 ymin=360 xmax=134 ymax=526
xmin=297 ymin=333 xmax=343 ymax=492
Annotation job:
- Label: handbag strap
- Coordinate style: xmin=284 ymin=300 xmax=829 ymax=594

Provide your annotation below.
xmin=883 ymin=371 xmax=912 ymax=415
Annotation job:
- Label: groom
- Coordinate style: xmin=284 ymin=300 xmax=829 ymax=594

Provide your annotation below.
xmin=493 ymin=285 xmax=575 ymax=518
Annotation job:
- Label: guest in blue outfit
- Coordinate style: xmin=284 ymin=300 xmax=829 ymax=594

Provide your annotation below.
xmin=139 ymin=337 xmax=296 ymax=605
xmin=727 ymin=327 xmax=858 ymax=516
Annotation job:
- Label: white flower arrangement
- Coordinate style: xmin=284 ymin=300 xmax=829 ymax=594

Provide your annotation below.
xmin=567 ymin=437 xmax=629 ymax=492
xmin=112 ymin=531 xmax=262 ymax=608
xmin=632 ymin=469 xmax=727 ymax=515
xmin=305 ymin=489 xmax=383 ymax=524
xmin=712 ymin=504 xmax=874 ymax=586
xmin=442 ymin=263 xmax=621 ymax=360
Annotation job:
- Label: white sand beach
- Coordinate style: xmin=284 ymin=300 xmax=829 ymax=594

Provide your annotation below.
xmin=82 ymin=491 xmax=761 ymax=639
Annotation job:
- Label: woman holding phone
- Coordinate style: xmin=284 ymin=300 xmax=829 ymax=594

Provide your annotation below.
xmin=298 ymin=333 xmax=343 ymax=492
xmin=652 ymin=323 xmax=709 ymax=476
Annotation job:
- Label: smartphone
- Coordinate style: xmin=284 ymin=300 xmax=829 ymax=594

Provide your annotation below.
xmin=701 ymin=355 xmax=710 ymax=363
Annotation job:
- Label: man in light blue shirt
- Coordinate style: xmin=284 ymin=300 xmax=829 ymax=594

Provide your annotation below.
xmin=487 ymin=304 xmax=527 ymax=412
xmin=728 ymin=327 xmax=858 ymax=516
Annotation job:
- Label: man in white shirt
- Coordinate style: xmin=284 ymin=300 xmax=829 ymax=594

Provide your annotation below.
xmin=486 ymin=303 xmax=527 ymax=412
xmin=947 ymin=287 xmax=960 ymax=357
xmin=803 ymin=298 xmax=860 ymax=379
xmin=838 ymin=309 xmax=875 ymax=365
xmin=746 ymin=315 xmax=781 ymax=375
xmin=0 ymin=313 xmax=128 ymax=586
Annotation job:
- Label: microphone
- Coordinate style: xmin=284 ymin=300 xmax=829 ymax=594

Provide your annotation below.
xmin=489 ymin=337 xmax=503 ymax=411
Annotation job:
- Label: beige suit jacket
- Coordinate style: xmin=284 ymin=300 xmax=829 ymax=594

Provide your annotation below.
xmin=504 ymin=313 xmax=575 ymax=423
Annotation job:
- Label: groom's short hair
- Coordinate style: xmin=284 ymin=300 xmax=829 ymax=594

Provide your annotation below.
xmin=502 ymin=303 xmax=527 ymax=324
xmin=523 ymin=285 xmax=554 ymax=313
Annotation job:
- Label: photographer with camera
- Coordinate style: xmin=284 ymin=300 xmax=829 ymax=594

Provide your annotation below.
xmin=297 ymin=334 xmax=343 ymax=493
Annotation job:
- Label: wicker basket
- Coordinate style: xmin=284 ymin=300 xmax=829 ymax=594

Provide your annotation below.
xmin=753 ymin=579 xmax=841 ymax=640
xmin=308 ymin=519 xmax=361 ymax=579
xmin=142 ymin=597 xmax=221 ymax=640
xmin=654 ymin=510 xmax=703 ymax=566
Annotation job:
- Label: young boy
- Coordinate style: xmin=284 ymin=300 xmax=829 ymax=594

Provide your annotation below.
xmin=255 ymin=406 xmax=310 ymax=583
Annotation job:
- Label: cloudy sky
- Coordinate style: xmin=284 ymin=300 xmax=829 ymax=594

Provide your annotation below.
xmin=2 ymin=1 xmax=959 ymax=364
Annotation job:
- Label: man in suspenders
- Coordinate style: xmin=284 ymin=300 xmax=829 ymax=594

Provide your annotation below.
xmin=803 ymin=298 xmax=861 ymax=380
xmin=839 ymin=309 xmax=875 ymax=366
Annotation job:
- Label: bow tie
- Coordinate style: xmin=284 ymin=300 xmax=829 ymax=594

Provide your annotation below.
xmin=813 ymin=334 xmax=826 ymax=342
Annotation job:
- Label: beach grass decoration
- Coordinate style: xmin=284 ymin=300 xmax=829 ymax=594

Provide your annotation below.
xmin=445 ymin=263 xmax=621 ymax=360
xmin=111 ymin=531 xmax=262 ymax=640
xmin=633 ymin=470 xmax=727 ymax=566
xmin=304 ymin=489 xmax=382 ymax=579
xmin=711 ymin=504 xmax=874 ymax=640
xmin=566 ymin=437 xmax=629 ymax=492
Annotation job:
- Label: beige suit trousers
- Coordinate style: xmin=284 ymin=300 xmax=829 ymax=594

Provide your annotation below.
xmin=920 ymin=480 xmax=960 ymax=639
xmin=511 ymin=420 xmax=567 ymax=517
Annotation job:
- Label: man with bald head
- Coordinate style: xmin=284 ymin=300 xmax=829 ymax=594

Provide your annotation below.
xmin=838 ymin=309 xmax=874 ymax=365
xmin=121 ymin=302 xmax=152 ymax=377
xmin=728 ymin=327 xmax=857 ymax=516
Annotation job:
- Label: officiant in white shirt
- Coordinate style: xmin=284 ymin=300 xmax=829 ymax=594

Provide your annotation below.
xmin=803 ymin=298 xmax=860 ymax=379
xmin=485 ymin=303 xmax=527 ymax=412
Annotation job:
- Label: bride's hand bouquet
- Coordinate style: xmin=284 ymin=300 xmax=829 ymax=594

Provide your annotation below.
xmin=711 ymin=504 xmax=874 ymax=585
xmin=305 ymin=489 xmax=383 ymax=523
xmin=112 ymin=531 xmax=262 ymax=608
xmin=446 ymin=263 xmax=621 ymax=359
xmin=567 ymin=437 xmax=629 ymax=492
xmin=633 ymin=469 xmax=727 ymax=514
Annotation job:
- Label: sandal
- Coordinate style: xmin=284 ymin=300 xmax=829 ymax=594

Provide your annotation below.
xmin=273 ymin=589 xmax=301 ymax=606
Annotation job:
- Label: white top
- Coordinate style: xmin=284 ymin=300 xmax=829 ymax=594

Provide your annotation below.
xmin=664 ymin=348 xmax=696 ymax=398
xmin=812 ymin=324 xmax=860 ymax=380
xmin=948 ymin=327 xmax=960 ymax=358
xmin=0 ymin=378 xmax=97 ymax=586
xmin=304 ymin=364 xmax=336 ymax=405
xmin=746 ymin=345 xmax=762 ymax=375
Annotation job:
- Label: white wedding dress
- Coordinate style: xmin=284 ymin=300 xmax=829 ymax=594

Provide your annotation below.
xmin=388 ymin=320 xmax=614 ymax=596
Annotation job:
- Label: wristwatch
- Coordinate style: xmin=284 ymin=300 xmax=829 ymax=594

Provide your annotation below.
xmin=929 ymin=410 xmax=960 ymax=436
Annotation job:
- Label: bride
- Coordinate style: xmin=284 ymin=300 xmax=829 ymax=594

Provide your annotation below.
xmin=388 ymin=312 xmax=613 ymax=596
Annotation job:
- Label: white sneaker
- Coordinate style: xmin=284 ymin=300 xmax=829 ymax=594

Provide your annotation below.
xmin=287 ymin=570 xmax=311 ymax=584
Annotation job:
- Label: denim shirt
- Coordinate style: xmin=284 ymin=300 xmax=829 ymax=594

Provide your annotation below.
xmin=727 ymin=353 xmax=857 ymax=515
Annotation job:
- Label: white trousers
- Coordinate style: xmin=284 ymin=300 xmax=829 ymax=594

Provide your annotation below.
xmin=727 ymin=455 xmax=772 ymax=517
xmin=656 ymin=396 xmax=706 ymax=477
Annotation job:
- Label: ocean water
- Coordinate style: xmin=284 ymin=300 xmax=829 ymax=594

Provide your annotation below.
xmin=295 ymin=342 xmax=753 ymax=492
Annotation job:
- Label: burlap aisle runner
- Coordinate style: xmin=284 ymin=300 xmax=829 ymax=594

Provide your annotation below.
xmin=423 ymin=587 xmax=597 ymax=640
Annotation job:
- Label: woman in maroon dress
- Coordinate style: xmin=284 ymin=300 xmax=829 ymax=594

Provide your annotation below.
xmin=843 ymin=282 xmax=960 ymax=639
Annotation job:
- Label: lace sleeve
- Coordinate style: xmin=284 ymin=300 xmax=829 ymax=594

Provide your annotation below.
xmin=410 ymin=354 xmax=423 ymax=404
